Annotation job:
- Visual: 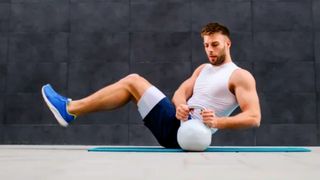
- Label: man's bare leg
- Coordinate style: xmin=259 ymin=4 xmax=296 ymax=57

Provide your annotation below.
xmin=67 ymin=74 xmax=152 ymax=117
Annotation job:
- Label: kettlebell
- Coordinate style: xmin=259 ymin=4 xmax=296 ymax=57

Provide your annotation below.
xmin=177 ymin=105 xmax=212 ymax=151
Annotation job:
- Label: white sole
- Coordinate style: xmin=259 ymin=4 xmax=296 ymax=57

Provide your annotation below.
xmin=41 ymin=86 xmax=69 ymax=127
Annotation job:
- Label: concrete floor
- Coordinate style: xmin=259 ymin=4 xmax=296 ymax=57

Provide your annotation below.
xmin=0 ymin=145 xmax=319 ymax=180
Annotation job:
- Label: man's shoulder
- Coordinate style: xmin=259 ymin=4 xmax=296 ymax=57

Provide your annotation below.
xmin=231 ymin=68 xmax=256 ymax=85
xmin=193 ymin=63 xmax=210 ymax=73
xmin=198 ymin=63 xmax=210 ymax=69
xmin=233 ymin=68 xmax=252 ymax=77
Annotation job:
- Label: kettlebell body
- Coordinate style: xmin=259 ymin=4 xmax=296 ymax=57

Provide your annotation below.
xmin=177 ymin=105 xmax=212 ymax=151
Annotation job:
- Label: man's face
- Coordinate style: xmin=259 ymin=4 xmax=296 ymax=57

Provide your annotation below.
xmin=203 ymin=33 xmax=230 ymax=66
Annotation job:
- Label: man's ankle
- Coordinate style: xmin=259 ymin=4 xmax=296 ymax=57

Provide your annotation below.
xmin=67 ymin=101 xmax=78 ymax=118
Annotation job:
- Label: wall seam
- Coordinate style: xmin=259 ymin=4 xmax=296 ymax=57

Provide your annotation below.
xmin=311 ymin=0 xmax=319 ymax=145
xmin=250 ymin=0 xmax=257 ymax=146
xmin=3 ymin=1 xmax=12 ymax=125
xmin=128 ymin=0 xmax=132 ymax=145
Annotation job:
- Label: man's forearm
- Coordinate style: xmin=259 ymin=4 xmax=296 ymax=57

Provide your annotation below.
xmin=172 ymin=90 xmax=188 ymax=108
xmin=215 ymin=111 xmax=261 ymax=129
xmin=172 ymin=76 xmax=195 ymax=108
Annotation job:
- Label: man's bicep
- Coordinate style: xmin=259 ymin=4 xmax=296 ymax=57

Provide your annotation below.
xmin=235 ymin=72 xmax=260 ymax=113
xmin=236 ymin=86 xmax=259 ymax=112
xmin=234 ymin=77 xmax=261 ymax=127
xmin=178 ymin=78 xmax=194 ymax=97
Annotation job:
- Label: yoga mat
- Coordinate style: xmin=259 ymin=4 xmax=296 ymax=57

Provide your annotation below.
xmin=88 ymin=146 xmax=311 ymax=153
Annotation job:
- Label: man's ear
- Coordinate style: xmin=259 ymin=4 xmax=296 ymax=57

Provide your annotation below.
xmin=226 ymin=38 xmax=231 ymax=48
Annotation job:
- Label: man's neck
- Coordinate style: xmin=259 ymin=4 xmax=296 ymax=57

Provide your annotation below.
xmin=220 ymin=54 xmax=232 ymax=65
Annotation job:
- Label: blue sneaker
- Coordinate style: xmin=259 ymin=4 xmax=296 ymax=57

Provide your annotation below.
xmin=41 ymin=84 xmax=76 ymax=127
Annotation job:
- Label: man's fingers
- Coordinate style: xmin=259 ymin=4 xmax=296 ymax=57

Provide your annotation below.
xmin=180 ymin=113 xmax=189 ymax=120
xmin=178 ymin=107 xmax=190 ymax=117
xmin=202 ymin=114 xmax=215 ymax=118
xmin=181 ymin=107 xmax=190 ymax=113
xmin=175 ymin=104 xmax=191 ymax=121
xmin=200 ymin=110 xmax=215 ymax=117
xmin=201 ymin=110 xmax=213 ymax=114
xmin=177 ymin=109 xmax=189 ymax=116
xmin=176 ymin=111 xmax=189 ymax=121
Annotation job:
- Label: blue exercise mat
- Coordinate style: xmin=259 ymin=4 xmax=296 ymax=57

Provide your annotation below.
xmin=88 ymin=146 xmax=311 ymax=153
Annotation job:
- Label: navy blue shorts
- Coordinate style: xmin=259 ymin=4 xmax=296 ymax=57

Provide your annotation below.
xmin=143 ymin=97 xmax=181 ymax=148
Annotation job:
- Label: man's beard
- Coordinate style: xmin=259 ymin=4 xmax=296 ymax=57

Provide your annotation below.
xmin=211 ymin=53 xmax=226 ymax=66
xmin=210 ymin=51 xmax=226 ymax=66
xmin=210 ymin=47 xmax=226 ymax=66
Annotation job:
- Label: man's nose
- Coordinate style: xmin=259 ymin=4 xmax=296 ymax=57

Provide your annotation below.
xmin=207 ymin=47 xmax=214 ymax=53
xmin=207 ymin=45 xmax=214 ymax=51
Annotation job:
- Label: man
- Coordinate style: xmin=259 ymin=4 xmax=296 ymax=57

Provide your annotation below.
xmin=42 ymin=22 xmax=261 ymax=148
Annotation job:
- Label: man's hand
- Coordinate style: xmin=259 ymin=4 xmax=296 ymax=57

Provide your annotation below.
xmin=201 ymin=109 xmax=218 ymax=128
xmin=175 ymin=104 xmax=190 ymax=121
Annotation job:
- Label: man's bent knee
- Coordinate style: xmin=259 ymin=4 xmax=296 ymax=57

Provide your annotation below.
xmin=121 ymin=73 xmax=149 ymax=86
xmin=126 ymin=73 xmax=142 ymax=82
xmin=120 ymin=73 xmax=152 ymax=102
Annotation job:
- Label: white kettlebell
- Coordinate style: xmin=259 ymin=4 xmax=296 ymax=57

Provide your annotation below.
xmin=177 ymin=105 xmax=212 ymax=151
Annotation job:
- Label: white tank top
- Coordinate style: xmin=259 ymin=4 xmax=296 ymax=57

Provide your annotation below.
xmin=187 ymin=62 xmax=240 ymax=132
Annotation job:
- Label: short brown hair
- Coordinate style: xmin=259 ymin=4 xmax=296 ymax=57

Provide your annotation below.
xmin=200 ymin=22 xmax=230 ymax=39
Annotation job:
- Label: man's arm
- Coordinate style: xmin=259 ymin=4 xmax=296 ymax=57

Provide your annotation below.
xmin=172 ymin=64 xmax=206 ymax=120
xmin=203 ymin=69 xmax=261 ymax=129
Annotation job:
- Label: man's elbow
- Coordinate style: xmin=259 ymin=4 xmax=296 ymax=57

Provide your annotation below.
xmin=251 ymin=114 xmax=261 ymax=128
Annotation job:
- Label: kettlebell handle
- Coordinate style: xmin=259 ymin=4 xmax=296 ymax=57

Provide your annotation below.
xmin=188 ymin=104 xmax=206 ymax=111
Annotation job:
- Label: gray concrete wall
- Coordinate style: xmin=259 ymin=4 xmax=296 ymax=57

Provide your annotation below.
xmin=0 ymin=0 xmax=319 ymax=146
